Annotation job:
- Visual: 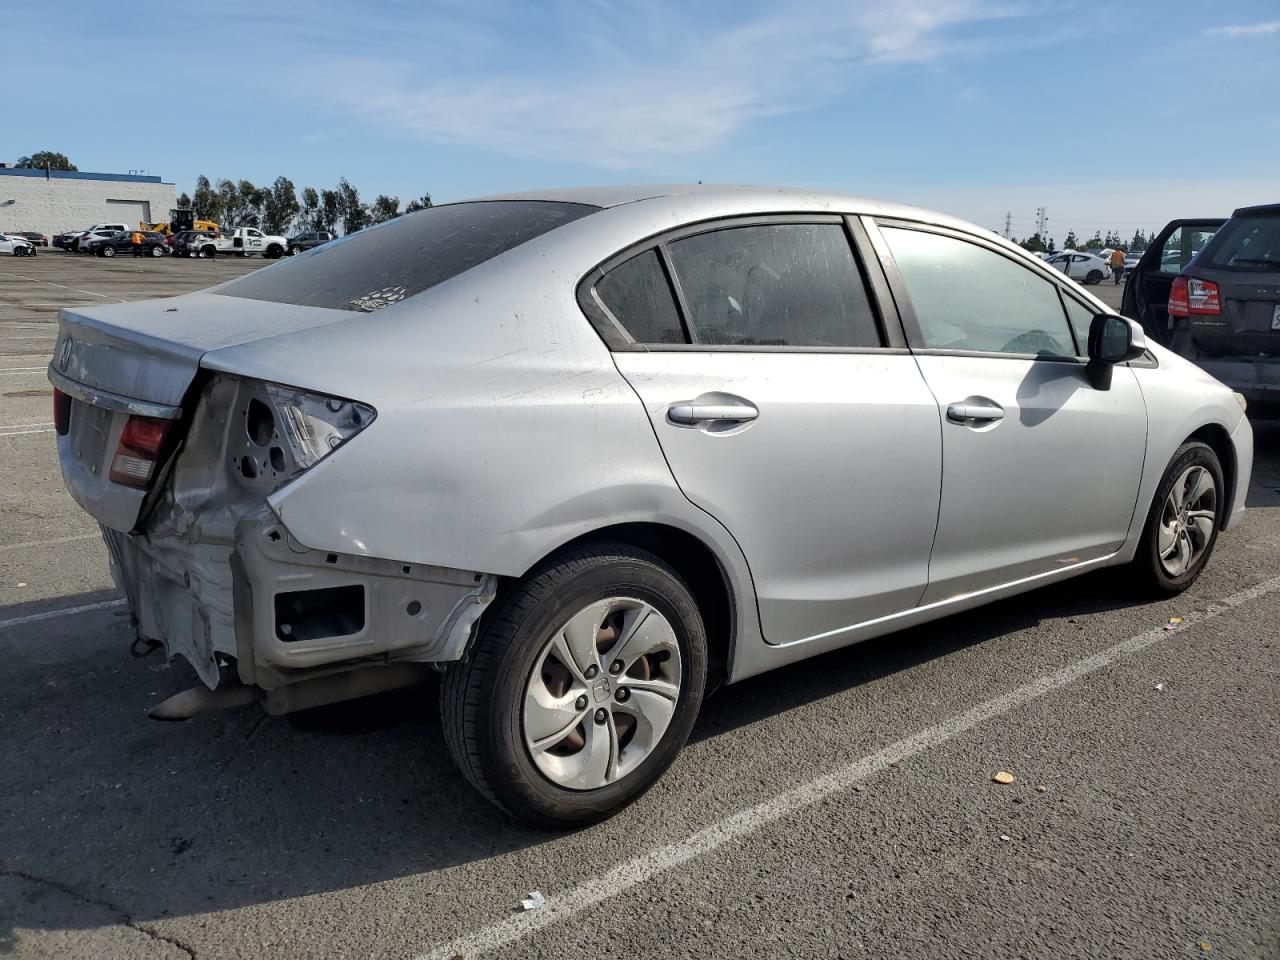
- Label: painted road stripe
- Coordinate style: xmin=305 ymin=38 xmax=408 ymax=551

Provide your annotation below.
xmin=0 ymin=428 xmax=55 ymax=437
xmin=0 ymin=367 xmax=50 ymax=374
xmin=0 ymin=273 xmax=119 ymax=300
xmin=416 ymin=574 xmax=1280 ymax=960
xmin=0 ymin=533 xmax=100 ymax=553
xmin=0 ymin=598 xmax=125 ymax=631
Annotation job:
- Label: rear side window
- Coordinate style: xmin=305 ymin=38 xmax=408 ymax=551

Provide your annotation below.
xmin=1204 ymin=215 xmax=1280 ymax=270
xmin=1154 ymin=225 xmax=1221 ymax=275
xmin=666 ymin=223 xmax=881 ymax=347
xmin=594 ymin=250 xmax=686 ymax=344
xmin=218 ymin=200 xmax=598 ymax=312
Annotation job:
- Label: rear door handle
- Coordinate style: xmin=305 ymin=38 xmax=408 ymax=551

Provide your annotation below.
xmin=946 ymin=400 xmax=1005 ymax=424
xmin=668 ymin=399 xmax=759 ymax=425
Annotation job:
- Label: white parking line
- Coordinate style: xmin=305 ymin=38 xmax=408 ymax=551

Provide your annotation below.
xmin=0 ymin=367 xmax=49 ymax=374
xmin=0 ymin=272 xmax=119 ymax=301
xmin=0 ymin=598 xmax=125 ymax=631
xmin=416 ymin=574 xmax=1280 ymax=960
xmin=0 ymin=533 xmax=100 ymax=553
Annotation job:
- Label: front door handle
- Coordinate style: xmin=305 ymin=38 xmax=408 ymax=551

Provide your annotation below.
xmin=668 ymin=398 xmax=759 ymax=425
xmin=946 ymin=400 xmax=1005 ymax=424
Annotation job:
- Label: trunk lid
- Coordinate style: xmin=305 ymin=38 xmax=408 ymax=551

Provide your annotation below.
xmin=1188 ymin=270 xmax=1280 ymax=357
xmin=52 ymin=293 xmax=354 ymax=532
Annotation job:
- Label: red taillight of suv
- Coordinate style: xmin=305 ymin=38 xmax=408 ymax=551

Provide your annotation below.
xmin=109 ymin=416 xmax=175 ymax=488
xmin=53 ymin=389 xmax=72 ymax=436
xmin=1168 ymin=276 xmax=1221 ymax=317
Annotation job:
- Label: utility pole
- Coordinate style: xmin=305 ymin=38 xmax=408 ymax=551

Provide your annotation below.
xmin=1003 ymin=211 xmax=1012 ymax=239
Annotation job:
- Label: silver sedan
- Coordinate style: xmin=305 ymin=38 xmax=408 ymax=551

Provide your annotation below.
xmin=49 ymin=185 xmax=1253 ymax=825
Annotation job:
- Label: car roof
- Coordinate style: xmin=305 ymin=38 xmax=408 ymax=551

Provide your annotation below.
xmin=466 ymin=183 xmax=976 ymax=230
xmin=1232 ymin=203 xmax=1280 ymax=218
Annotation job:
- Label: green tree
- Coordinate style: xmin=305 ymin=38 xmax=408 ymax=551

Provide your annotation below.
xmin=319 ymin=189 xmax=342 ymax=234
xmin=16 ymin=151 xmax=77 ymax=171
xmin=1063 ymin=229 xmax=1080 ymax=250
xmin=1129 ymin=228 xmax=1148 ymax=252
xmin=1019 ymin=232 xmax=1046 ymax=253
xmin=1047 ymin=237 xmax=1057 ymax=253
xmin=1084 ymin=230 xmax=1103 ymax=251
xmin=404 ymin=194 xmax=433 ymax=213
xmin=369 ymin=195 xmax=401 ymax=223
xmin=176 ymin=192 xmax=192 ymax=209
xmin=263 ymin=176 xmax=300 ymax=235
xmin=192 ymin=175 xmax=221 ymax=223
xmin=336 ymin=177 xmax=367 ymax=234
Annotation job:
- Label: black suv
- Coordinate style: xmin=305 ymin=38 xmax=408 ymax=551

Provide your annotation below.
xmin=90 ymin=231 xmax=168 ymax=258
xmin=287 ymin=230 xmax=333 ymax=255
xmin=1125 ymin=204 xmax=1280 ymax=414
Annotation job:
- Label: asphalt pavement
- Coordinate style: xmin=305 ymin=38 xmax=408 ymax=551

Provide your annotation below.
xmin=1 ymin=253 xmax=1277 ymax=959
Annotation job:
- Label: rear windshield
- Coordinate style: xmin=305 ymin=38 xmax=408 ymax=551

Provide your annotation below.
xmin=1204 ymin=215 xmax=1280 ymax=270
xmin=217 ymin=200 xmax=599 ymax=311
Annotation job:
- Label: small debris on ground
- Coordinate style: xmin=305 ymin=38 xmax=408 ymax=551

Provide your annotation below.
xmin=1154 ymin=682 xmax=1166 ymax=691
xmin=16 ymin=582 xmax=28 ymax=588
xmin=999 ymin=834 xmax=1011 ymax=842
xmin=520 ymin=891 xmax=545 ymax=911
xmin=992 ymin=771 xmax=1016 ymax=785
xmin=1198 ymin=942 xmax=1212 ymax=952
xmin=1164 ymin=616 xmax=1185 ymax=631
xmin=1036 ymin=785 xmax=1048 ymax=793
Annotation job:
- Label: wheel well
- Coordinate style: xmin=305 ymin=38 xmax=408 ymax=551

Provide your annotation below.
xmin=508 ymin=523 xmax=734 ymax=689
xmin=1186 ymin=423 xmax=1237 ymax=517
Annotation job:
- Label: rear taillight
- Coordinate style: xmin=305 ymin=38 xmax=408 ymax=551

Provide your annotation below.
xmin=109 ymin=416 xmax=175 ymax=488
xmin=53 ymin=389 xmax=72 ymax=436
xmin=1168 ymin=276 xmax=1220 ymax=317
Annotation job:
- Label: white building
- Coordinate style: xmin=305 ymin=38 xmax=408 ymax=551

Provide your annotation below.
xmin=0 ymin=165 xmax=177 ymax=237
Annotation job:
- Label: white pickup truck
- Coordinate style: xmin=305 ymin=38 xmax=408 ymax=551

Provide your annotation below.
xmin=190 ymin=227 xmax=288 ymax=259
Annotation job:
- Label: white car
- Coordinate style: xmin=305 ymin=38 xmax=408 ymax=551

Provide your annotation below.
xmin=1 ymin=233 xmax=36 ymax=257
xmin=73 ymin=223 xmax=130 ymax=252
xmin=1044 ymin=250 xmax=1111 ymax=284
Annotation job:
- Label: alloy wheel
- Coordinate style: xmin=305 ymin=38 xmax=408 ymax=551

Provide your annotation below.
xmin=523 ymin=597 xmax=682 ymax=791
xmin=1157 ymin=465 xmax=1216 ymax=577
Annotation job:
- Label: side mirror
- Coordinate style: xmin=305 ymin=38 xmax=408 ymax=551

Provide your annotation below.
xmin=1087 ymin=313 xmax=1147 ymax=389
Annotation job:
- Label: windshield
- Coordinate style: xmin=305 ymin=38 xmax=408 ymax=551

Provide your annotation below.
xmin=1205 ymin=215 xmax=1280 ymax=270
xmin=217 ymin=200 xmax=599 ymax=312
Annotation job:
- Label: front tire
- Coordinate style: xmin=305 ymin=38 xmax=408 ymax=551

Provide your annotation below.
xmin=150 ymin=245 xmax=164 ymax=257
xmin=441 ymin=543 xmax=708 ymax=827
xmin=1130 ymin=441 xmax=1224 ymax=596
xmin=101 ymin=245 xmax=115 ymax=258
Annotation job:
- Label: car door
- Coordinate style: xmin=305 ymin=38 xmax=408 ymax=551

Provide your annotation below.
xmin=1122 ymin=219 xmax=1225 ymax=344
xmin=585 ymin=216 xmax=943 ymax=645
xmin=869 ymin=219 xmax=1148 ymax=602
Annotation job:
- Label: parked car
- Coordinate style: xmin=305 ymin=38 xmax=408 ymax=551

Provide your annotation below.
xmin=10 ymin=230 xmax=49 ymax=247
xmin=287 ymin=230 xmax=334 ymax=255
xmin=71 ymin=223 xmax=130 ymax=251
xmin=1123 ymin=250 xmax=1143 ymax=276
xmin=1044 ymin=250 xmax=1111 ymax=284
xmin=1122 ymin=218 xmax=1226 ymax=347
xmin=48 ymin=186 xmax=1252 ymax=826
xmin=1155 ymin=204 xmax=1278 ymax=415
xmin=53 ymin=229 xmax=88 ymax=250
xmin=90 ymin=230 xmax=169 ymax=258
xmin=1 ymin=233 xmax=36 ymax=256
xmin=171 ymin=229 xmax=221 ymax=258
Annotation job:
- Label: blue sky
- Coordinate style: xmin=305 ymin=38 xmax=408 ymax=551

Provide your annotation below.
xmin=6 ymin=0 xmax=1277 ymax=243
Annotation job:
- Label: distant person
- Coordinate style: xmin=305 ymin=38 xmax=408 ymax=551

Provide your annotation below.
xmin=131 ymin=230 xmax=145 ymax=257
xmin=1110 ymin=247 xmax=1126 ymax=284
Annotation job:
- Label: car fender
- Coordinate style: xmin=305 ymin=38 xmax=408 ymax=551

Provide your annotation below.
xmin=1118 ymin=342 xmax=1249 ymax=560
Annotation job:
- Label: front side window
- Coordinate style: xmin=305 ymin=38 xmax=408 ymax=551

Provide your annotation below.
xmin=1156 ymin=225 xmax=1221 ymax=274
xmin=664 ymin=223 xmax=880 ymax=347
xmin=218 ymin=200 xmax=598 ymax=312
xmin=882 ymin=227 xmax=1076 ymax=357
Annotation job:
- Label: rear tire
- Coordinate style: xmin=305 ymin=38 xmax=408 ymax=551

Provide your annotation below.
xmin=1130 ymin=441 xmax=1224 ymax=596
xmin=1085 ymin=270 xmax=1103 ymax=285
xmin=441 ymin=543 xmax=707 ymax=828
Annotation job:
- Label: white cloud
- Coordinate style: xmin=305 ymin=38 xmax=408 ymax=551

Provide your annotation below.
xmin=314 ymin=0 xmax=1032 ymax=168
xmin=1204 ymin=20 xmax=1280 ymax=37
